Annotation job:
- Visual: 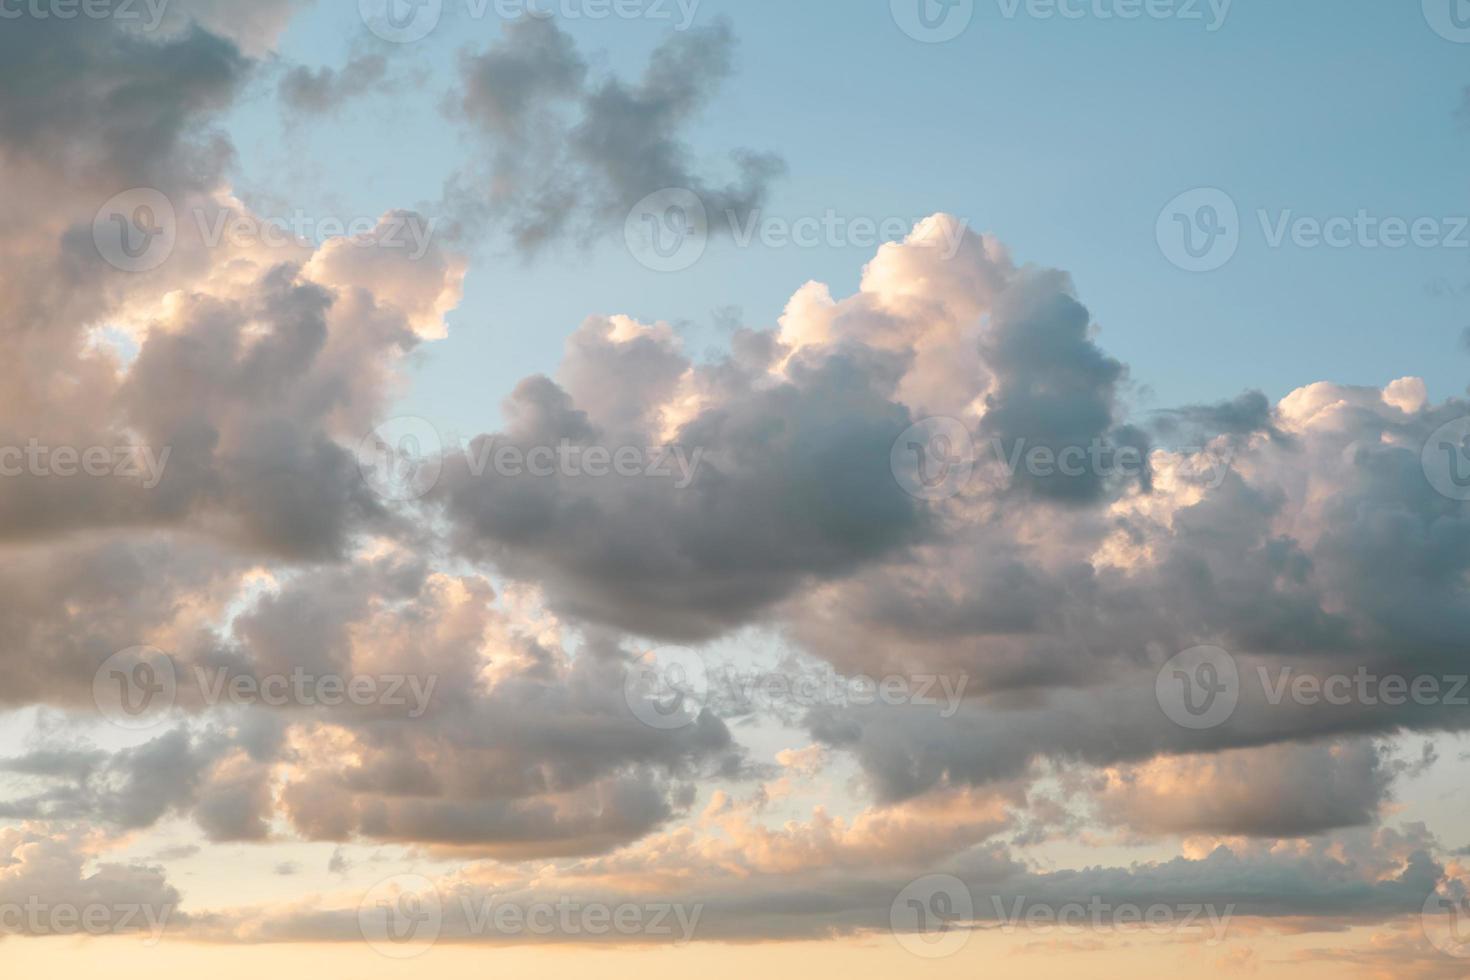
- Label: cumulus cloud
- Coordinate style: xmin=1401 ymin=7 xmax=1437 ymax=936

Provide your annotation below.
xmin=0 ymin=828 xmax=181 ymax=938
xmin=1 ymin=7 xmax=1467 ymax=965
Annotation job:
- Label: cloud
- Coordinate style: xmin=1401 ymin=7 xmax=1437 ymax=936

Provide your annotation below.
xmin=279 ymin=53 xmax=389 ymax=115
xmin=447 ymin=17 xmax=784 ymax=252
xmin=0 ymin=827 xmax=181 ymax=938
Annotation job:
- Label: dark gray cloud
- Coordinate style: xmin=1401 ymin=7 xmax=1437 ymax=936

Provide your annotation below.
xmin=193 ymin=824 xmax=1448 ymax=945
xmin=1153 ymin=390 xmax=1287 ymax=444
xmin=449 ymin=17 xmax=783 ymax=251
xmin=279 ymin=53 xmax=388 ymax=114
xmin=437 ymin=320 xmax=923 ymax=641
xmin=0 ymin=16 xmax=245 ymax=191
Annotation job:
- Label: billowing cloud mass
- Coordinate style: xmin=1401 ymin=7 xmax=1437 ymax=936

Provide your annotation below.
xmin=0 ymin=5 xmax=1466 ymax=975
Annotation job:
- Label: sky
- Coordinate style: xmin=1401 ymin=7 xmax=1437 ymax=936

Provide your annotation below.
xmin=2 ymin=0 xmax=1470 ymax=977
